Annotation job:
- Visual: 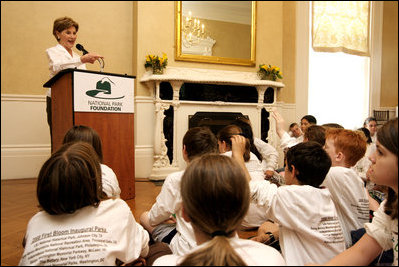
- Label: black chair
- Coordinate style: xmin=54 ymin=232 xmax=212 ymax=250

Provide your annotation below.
xmin=373 ymin=110 xmax=390 ymax=126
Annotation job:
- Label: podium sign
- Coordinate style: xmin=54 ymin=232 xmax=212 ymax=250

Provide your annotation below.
xmin=44 ymin=69 xmax=136 ymax=200
xmin=74 ymin=71 xmax=134 ymax=113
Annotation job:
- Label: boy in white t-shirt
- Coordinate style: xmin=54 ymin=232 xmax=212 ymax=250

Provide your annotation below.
xmin=139 ymin=127 xmax=218 ymax=256
xmin=249 ymin=141 xmax=346 ymax=265
xmin=322 ymin=128 xmax=370 ymax=248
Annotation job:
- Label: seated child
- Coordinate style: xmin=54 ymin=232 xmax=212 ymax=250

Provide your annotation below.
xmin=19 ymin=142 xmax=149 ymax=266
xmin=232 ymin=117 xmax=279 ymax=179
xmin=249 ymin=142 xmax=346 ymax=265
xmin=139 ymin=127 xmax=218 ymax=256
xmin=322 ymin=128 xmax=369 ymax=248
xmin=153 ymin=154 xmax=286 ymax=266
xmin=289 ymin=122 xmax=304 ymax=140
xmin=63 ymin=125 xmax=121 ymax=198
xmin=217 ymin=124 xmax=265 ymax=181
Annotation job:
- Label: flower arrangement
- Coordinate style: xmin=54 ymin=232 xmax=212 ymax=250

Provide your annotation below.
xmin=257 ymin=64 xmax=283 ymax=81
xmin=145 ymin=53 xmax=168 ymax=74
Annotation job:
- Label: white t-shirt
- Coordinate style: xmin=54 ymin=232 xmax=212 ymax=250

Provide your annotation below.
xmin=353 ymin=143 xmax=376 ymax=181
xmin=242 ymin=180 xmax=278 ymax=228
xmin=250 ymin=183 xmax=346 ymax=265
xmin=322 ymin=166 xmax=370 ymax=248
xmin=279 ymin=131 xmax=303 ymax=150
xmin=152 ymin=237 xmax=286 ymax=266
xmin=45 ymin=44 xmax=87 ymax=97
xmin=254 ymin=137 xmax=279 ymax=172
xmin=148 ymin=170 xmax=196 ymax=256
xmin=101 ymin=164 xmax=121 ymax=198
xmin=371 ymin=133 xmax=377 ymax=144
xmin=365 ymin=200 xmax=398 ymax=266
xmin=222 ymin=151 xmax=264 ymax=181
xmin=19 ymin=199 xmax=149 ymax=266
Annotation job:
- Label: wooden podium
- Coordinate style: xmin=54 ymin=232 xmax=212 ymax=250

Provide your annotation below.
xmin=44 ymin=69 xmax=136 ymax=200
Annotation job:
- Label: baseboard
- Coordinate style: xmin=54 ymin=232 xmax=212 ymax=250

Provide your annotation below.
xmin=1 ymin=145 xmax=51 ymax=180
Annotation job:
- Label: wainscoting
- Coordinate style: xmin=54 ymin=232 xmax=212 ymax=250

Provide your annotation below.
xmin=2 ymin=93 xmax=301 ymax=180
xmin=1 ymin=95 xmax=51 ymax=180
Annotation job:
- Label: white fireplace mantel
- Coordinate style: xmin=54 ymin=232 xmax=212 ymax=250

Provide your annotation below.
xmin=140 ymin=67 xmax=285 ymax=180
xmin=140 ymin=66 xmax=285 ymax=88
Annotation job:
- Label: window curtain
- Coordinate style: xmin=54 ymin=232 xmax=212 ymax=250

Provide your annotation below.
xmin=312 ymin=1 xmax=370 ymax=56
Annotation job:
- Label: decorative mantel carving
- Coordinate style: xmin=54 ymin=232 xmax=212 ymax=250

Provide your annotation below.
xmin=140 ymin=67 xmax=285 ymax=180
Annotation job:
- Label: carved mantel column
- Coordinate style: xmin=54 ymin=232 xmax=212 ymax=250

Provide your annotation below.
xmin=150 ymin=101 xmax=179 ymax=180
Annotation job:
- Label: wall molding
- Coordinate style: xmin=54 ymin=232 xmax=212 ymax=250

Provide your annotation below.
xmin=2 ymin=94 xmax=298 ymax=180
xmin=1 ymin=94 xmax=46 ymax=102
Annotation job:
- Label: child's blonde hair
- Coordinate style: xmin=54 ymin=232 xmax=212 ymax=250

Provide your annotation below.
xmin=179 ymin=154 xmax=249 ymax=266
xmin=325 ymin=128 xmax=367 ymax=167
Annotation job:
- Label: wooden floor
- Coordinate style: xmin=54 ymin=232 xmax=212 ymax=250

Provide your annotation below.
xmin=1 ymin=178 xmax=162 ymax=266
xmin=1 ymin=178 xmax=256 ymax=266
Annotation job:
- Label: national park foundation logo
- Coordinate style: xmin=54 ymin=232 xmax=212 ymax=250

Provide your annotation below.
xmin=86 ymin=77 xmax=125 ymax=112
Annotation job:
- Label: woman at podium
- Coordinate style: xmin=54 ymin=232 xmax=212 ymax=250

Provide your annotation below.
xmin=45 ymin=16 xmax=103 ymax=143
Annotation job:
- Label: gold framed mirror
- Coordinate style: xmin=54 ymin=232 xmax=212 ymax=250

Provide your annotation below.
xmin=175 ymin=1 xmax=256 ymax=66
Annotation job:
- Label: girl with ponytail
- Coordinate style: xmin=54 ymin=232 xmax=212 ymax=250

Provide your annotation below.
xmin=153 ymin=154 xmax=285 ymax=266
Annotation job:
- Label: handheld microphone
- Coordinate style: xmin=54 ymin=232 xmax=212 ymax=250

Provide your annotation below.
xmin=76 ymin=43 xmax=105 ymax=72
xmin=76 ymin=43 xmax=89 ymax=55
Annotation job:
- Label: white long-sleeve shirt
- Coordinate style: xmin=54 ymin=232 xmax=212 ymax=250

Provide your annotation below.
xmin=45 ymin=44 xmax=86 ymax=97
xmin=101 ymin=164 xmax=121 ymax=198
xmin=279 ymin=131 xmax=303 ymax=150
xmin=365 ymin=200 xmax=398 ymax=265
xmin=254 ymin=137 xmax=279 ymax=171
xmin=148 ymin=170 xmax=196 ymax=256
xmin=242 ymin=180 xmax=278 ymax=228
xmin=221 ymin=151 xmax=264 ymax=181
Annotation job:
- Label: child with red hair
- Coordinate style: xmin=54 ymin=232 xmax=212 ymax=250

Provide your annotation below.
xmin=322 ymin=128 xmax=369 ymax=248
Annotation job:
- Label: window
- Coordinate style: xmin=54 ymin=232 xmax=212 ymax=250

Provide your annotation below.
xmin=308 ymin=2 xmax=371 ymax=129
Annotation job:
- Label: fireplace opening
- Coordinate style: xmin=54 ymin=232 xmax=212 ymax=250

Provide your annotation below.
xmin=189 ymin=112 xmax=249 ymax=137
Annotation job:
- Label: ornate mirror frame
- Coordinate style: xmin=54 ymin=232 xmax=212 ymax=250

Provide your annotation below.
xmin=175 ymin=1 xmax=256 ymax=66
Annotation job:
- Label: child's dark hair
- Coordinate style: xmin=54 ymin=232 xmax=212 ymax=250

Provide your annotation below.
xmin=179 ymin=154 xmax=249 ymax=266
xmin=217 ymin=125 xmax=251 ymax=162
xmin=285 ymin=141 xmax=332 ymax=188
xmin=363 ymin=116 xmax=377 ymax=127
xmin=304 ymin=125 xmax=326 ymax=146
xmin=231 ymin=117 xmax=262 ymax=161
xmin=62 ymin=125 xmax=103 ymax=162
xmin=37 ymin=142 xmax=103 ymax=215
xmin=301 ymin=115 xmax=317 ymax=124
xmin=289 ymin=122 xmax=299 ymax=129
xmin=377 ymin=118 xmax=398 ymax=220
xmin=357 ymin=127 xmax=372 ymax=144
xmin=183 ymin=127 xmax=218 ymax=161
